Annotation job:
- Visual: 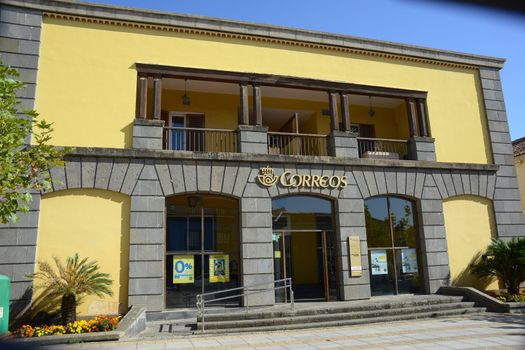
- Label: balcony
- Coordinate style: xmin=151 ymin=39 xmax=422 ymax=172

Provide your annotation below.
xmin=134 ymin=65 xmax=434 ymax=161
xmin=268 ymin=132 xmax=328 ymax=156
xmin=163 ymin=127 xmax=238 ymax=153
xmin=357 ymin=137 xmax=409 ymax=160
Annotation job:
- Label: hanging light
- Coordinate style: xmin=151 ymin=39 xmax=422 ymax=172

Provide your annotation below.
xmin=368 ymin=96 xmax=375 ymax=117
xmin=181 ymin=79 xmax=191 ymax=106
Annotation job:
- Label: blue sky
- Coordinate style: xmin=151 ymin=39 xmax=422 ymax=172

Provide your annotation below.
xmin=87 ymin=0 xmax=525 ymax=140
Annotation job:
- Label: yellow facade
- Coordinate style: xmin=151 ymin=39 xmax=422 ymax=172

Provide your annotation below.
xmin=36 ymin=17 xmax=491 ymax=164
xmin=35 ymin=189 xmax=130 ymax=316
xmin=442 ymin=196 xmax=498 ymax=290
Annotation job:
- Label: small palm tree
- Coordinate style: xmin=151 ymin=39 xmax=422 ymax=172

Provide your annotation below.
xmin=471 ymin=238 xmax=525 ymax=295
xmin=28 ymin=253 xmax=113 ymax=324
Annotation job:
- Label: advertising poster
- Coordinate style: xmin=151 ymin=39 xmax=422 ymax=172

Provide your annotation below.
xmin=172 ymin=256 xmax=194 ymax=284
xmin=401 ymin=248 xmax=418 ymax=274
xmin=370 ymin=250 xmax=388 ymax=275
xmin=209 ymin=254 xmax=230 ymax=283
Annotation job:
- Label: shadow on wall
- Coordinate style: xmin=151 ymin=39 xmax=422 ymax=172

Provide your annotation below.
xmin=9 ymin=288 xmax=63 ymax=330
xmin=451 ymin=250 xmax=498 ymax=291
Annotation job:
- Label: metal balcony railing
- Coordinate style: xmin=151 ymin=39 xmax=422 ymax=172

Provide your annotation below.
xmin=357 ymin=137 xmax=409 ymax=160
xmin=268 ymin=132 xmax=328 ymax=156
xmin=163 ymin=127 xmax=238 ymax=153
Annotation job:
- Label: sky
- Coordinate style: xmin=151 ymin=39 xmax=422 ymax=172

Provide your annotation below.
xmin=86 ymin=0 xmax=525 ymax=140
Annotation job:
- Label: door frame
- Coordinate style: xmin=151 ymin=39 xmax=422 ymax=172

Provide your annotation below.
xmin=272 ymin=229 xmax=336 ymax=302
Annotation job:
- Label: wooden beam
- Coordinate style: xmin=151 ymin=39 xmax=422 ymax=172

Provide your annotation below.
xmin=240 ymin=83 xmax=249 ymax=125
xmin=138 ymin=75 xmax=148 ymax=119
xmin=153 ymin=76 xmax=162 ymax=120
xmin=340 ymin=93 xmax=351 ymax=132
xmin=253 ymin=85 xmax=262 ymax=126
xmin=406 ymin=98 xmax=418 ymax=137
xmin=328 ymin=91 xmax=339 ymax=131
xmin=417 ymin=98 xmax=429 ymax=137
xmin=136 ymin=63 xmax=428 ymax=99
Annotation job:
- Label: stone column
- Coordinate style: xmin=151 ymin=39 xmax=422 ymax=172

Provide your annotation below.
xmin=128 ymin=161 xmax=165 ymax=311
xmin=408 ymin=136 xmax=436 ymax=161
xmin=335 ymin=197 xmax=371 ymax=300
xmin=240 ymin=194 xmax=274 ymax=306
xmin=237 ymin=125 xmax=269 ymax=154
xmin=132 ymin=118 xmax=165 ymax=150
xmin=328 ymin=131 xmax=359 ymax=158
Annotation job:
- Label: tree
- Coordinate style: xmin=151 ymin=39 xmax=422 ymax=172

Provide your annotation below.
xmin=28 ymin=253 xmax=113 ymax=324
xmin=0 ymin=62 xmax=66 ymax=223
xmin=471 ymin=237 xmax=525 ymax=295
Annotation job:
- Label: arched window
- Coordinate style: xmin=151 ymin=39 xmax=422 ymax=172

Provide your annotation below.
xmin=165 ymin=195 xmax=239 ymax=308
xmin=365 ymin=196 xmax=421 ymax=296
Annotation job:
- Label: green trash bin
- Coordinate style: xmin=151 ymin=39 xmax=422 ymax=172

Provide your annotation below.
xmin=0 ymin=275 xmax=9 ymax=334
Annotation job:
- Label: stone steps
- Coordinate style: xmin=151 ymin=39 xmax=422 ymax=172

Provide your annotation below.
xmin=196 ymin=296 xmax=485 ymax=332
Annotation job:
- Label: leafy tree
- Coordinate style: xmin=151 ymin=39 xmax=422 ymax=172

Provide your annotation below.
xmin=471 ymin=238 xmax=525 ymax=295
xmin=28 ymin=253 xmax=113 ymax=324
xmin=0 ymin=62 xmax=66 ymax=223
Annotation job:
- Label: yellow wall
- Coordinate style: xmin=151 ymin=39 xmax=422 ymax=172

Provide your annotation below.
xmin=36 ymin=17 xmax=491 ymax=163
xmin=443 ymin=195 xmax=498 ymax=290
xmin=35 ymin=189 xmax=130 ymax=315
xmin=515 ymin=155 xmax=525 ymax=214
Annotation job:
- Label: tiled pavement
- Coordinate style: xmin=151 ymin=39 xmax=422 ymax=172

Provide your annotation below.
xmin=51 ymin=314 xmax=524 ymax=349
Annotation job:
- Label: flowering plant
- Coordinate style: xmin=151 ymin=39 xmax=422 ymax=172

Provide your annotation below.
xmin=496 ymin=291 xmax=525 ymax=303
xmin=14 ymin=315 xmax=121 ymax=337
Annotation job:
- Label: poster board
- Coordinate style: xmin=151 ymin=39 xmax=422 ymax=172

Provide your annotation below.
xmin=172 ymin=256 xmax=194 ymax=284
xmin=401 ymin=248 xmax=418 ymax=273
xmin=209 ymin=254 xmax=230 ymax=283
xmin=370 ymin=250 xmax=388 ymax=275
xmin=347 ymin=236 xmax=362 ymax=277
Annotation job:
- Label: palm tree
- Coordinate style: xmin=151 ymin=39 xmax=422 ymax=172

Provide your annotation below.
xmin=28 ymin=253 xmax=113 ymax=324
xmin=471 ymin=238 xmax=525 ymax=295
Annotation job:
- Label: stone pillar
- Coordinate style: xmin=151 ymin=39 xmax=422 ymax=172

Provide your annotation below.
xmin=328 ymin=130 xmax=359 ymax=158
xmin=0 ymin=193 xmax=41 ymax=317
xmin=128 ymin=161 xmax=165 ymax=311
xmin=132 ymin=118 xmax=165 ymax=150
xmin=237 ymin=125 xmax=269 ymax=154
xmin=336 ymin=197 xmax=371 ymax=300
xmin=408 ymin=136 xmax=436 ymax=161
xmin=240 ymin=195 xmax=274 ymax=306
xmin=479 ymin=67 xmax=525 ymax=240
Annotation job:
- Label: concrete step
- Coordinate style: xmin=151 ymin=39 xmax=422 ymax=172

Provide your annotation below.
xmin=198 ymin=295 xmax=466 ymax=322
xmin=197 ymin=301 xmax=478 ymax=330
xmin=196 ymin=306 xmax=486 ymax=333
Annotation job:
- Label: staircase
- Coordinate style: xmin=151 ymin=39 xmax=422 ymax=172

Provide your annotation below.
xmin=195 ymin=295 xmax=485 ymax=333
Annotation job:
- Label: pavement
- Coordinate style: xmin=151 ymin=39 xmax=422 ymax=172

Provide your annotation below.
xmin=42 ymin=313 xmax=525 ymax=349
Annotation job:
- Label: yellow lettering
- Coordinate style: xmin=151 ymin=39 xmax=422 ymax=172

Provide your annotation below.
xmin=340 ymin=176 xmax=348 ymax=188
xmin=319 ymin=176 xmax=329 ymax=188
xmin=280 ymin=171 xmax=292 ymax=187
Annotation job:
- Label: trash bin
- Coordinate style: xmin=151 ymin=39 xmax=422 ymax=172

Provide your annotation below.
xmin=0 ymin=275 xmax=9 ymax=334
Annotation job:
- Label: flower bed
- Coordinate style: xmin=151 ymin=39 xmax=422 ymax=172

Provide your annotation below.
xmin=496 ymin=291 xmax=525 ymax=303
xmin=14 ymin=316 xmax=121 ymax=338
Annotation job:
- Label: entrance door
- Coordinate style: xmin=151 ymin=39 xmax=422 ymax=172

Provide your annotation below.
xmin=273 ymin=230 xmax=336 ymax=302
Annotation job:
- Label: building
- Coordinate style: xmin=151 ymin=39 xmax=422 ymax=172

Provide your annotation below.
xmin=513 ymin=137 xmax=525 ymax=216
xmin=1 ymin=0 xmax=524 ymax=317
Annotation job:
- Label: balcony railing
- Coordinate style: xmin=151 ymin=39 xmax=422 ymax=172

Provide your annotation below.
xmin=268 ymin=132 xmax=328 ymax=156
xmin=163 ymin=127 xmax=238 ymax=153
xmin=357 ymin=137 xmax=409 ymax=160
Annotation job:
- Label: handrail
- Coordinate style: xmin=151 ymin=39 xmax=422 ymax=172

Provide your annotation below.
xmin=356 ymin=136 xmax=408 ymax=143
xmin=196 ymin=278 xmax=294 ymax=332
xmin=268 ymin=131 xmax=327 ymax=138
xmin=164 ymin=126 xmax=235 ymax=133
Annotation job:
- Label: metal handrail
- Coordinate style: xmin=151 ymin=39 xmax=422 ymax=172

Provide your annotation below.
xmin=196 ymin=278 xmax=294 ymax=332
xmin=164 ymin=126 xmax=235 ymax=133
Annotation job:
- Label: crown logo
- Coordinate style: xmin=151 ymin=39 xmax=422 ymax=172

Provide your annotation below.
xmin=257 ymin=165 xmax=278 ymax=187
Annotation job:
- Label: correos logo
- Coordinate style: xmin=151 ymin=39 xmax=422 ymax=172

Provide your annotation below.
xmin=257 ymin=166 xmax=347 ymax=189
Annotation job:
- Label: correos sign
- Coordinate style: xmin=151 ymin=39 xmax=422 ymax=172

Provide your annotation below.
xmin=257 ymin=166 xmax=347 ymax=189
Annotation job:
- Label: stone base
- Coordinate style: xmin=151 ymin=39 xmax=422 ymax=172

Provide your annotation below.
xmin=238 ymin=125 xmax=268 ymax=154
xmin=328 ymin=131 xmax=359 ymax=158
xmin=409 ymin=136 xmax=436 ymax=161
xmin=132 ymin=118 xmax=165 ymax=150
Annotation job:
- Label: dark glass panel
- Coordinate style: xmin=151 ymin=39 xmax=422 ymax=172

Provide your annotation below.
xmin=390 ymin=197 xmax=417 ymax=248
xmin=365 ymin=196 xmax=391 ymax=248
